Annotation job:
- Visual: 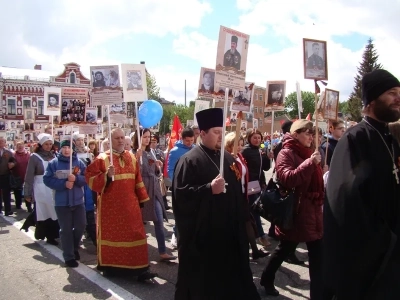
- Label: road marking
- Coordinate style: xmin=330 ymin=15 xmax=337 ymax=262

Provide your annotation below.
xmin=2 ymin=215 xmax=142 ymax=300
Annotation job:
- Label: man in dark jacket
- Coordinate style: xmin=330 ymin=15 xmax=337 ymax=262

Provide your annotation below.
xmin=320 ymin=120 xmax=345 ymax=166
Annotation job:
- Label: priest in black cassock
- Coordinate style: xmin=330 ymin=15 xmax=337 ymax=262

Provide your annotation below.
xmin=323 ymin=69 xmax=400 ymax=300
xmin=172 ymin=108 xmax=260 ymax=300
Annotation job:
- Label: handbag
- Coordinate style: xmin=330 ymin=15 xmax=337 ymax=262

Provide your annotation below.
xmin=252 ymin=170 xmax=296 ymax=230
xmin=247 ymin=151 xmax=262 ymax=195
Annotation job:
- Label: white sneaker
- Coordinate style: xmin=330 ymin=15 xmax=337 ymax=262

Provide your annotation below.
xmin=171 ymin=233 xmax=177 ymax=249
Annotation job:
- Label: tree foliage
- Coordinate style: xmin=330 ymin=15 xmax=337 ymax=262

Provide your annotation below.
xmin=347 ymin=38 xmax=383 ymax=121
xmin=159 ymin=104 xmax=195 ymax=134
xmin=146 ymin=72 xmax=161 ymax=100
xmin=284 ymin=91 xmax=316 ymax=119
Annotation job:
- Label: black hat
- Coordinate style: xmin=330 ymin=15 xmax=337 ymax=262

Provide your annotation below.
xmin=362 ymin=69 xmax=400 ymax=106
xmin=231 ymin=36 xmax=238 ymax=43
xmin=196 ymin=108 xmax=223 ymax=131
xmin=281 ymin=120 xmax=293 ymax=134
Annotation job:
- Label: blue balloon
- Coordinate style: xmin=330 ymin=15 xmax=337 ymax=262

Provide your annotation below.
xmin=138 ymin=100 xmax=163 ymax=128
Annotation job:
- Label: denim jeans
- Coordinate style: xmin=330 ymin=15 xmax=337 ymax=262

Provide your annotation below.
xmin=154 ymin=199 xmax=167 ymax=254
xmin=248 ymin=193 xmax=265 ymax=238
xmin=55 ymin=204 xmax=86 ymax=261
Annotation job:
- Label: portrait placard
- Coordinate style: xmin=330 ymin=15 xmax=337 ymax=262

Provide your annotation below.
xmin=193 ymin=100 xmax=210 ymax=125
xmin=229 ymin=112 xmax=238 ymax=126
xmin=90 ymin=65 xmax=123 ymax=106
xmin=265 ymin=80 xmax=286 ymax=112
xmin=60 ymin=88 xmax=88 ymax=125
xmin=121 ymin=64 xmax=148 ymax=102
xmin=85 ymin=107 xmax=97 ymax=123
xmin=44 ymin=87 xmax=62 ymax=116
xmin=303 ymin=38 xmax=328 ymax=80
xmin=198 ymin=67 xmax=215 ymax=100
xmin=215 ymin=26 xmax=250 ymax=90
xmin=252 ymin=118 xmax=259 ymax=129
xmin=231 ymin=82 xmax=254 ymax=113
xmin=323 ymin=89 xmax=339 ymax=120
xmin=109 ymin=103 xmax=127 ymax=124
xmin=240 ymin=120 xmax=248 ymax=132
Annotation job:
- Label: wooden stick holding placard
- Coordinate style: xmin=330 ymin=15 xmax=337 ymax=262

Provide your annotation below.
xmin=69 ymin=126 xmax=73 ymax=174
xmin=219 ymin=88 xmax=229 ymax=193
xmin=134 ymin=101 xmax=142 ymax=165
xmin=106 ymin=105 xmax=114 ymax=181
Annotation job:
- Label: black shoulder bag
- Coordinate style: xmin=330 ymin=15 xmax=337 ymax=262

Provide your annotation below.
xmin=251 ymin=168 xmax=295 ymax=230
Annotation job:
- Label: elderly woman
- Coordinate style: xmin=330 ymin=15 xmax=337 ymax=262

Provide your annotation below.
xmin=225 ymin=132 xmax=269 ymax=260
xmin=124 ymin=136 xmax=132 ymax=151
xmin=259 ymin=120 xmax=324 ymax=299
xmin=11 ymin=141 xmax=31 ymax=211
xmin=24 ymin=134 xmax=59 ymax=245
xmin=132 ymin=128 xmax=176 ymax=261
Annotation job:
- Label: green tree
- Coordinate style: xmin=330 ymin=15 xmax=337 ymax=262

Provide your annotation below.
xmin=159 ymin=104 xmax=195 ymax=134
xmin=347 ymin=38 xmax=383 ymax=121
xmin=339 ymin=101 xmax=349 ymax=116
xmin=146 ymin=72 xmax=161 ymax=100
xmin=284 ymin=91 xmax=316 ymax=119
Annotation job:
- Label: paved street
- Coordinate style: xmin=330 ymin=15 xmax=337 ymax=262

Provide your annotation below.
xmin=0 ymin=167 xmax=311 ymax=299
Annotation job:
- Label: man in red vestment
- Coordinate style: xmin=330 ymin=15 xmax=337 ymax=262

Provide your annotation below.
xmin=85 ymin=128 xmax=156 ymax=281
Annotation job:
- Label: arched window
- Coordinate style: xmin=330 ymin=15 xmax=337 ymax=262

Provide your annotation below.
xmin=69 ymin=72 xmax=76 ymax=84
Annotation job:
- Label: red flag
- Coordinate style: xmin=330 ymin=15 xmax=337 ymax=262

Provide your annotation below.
xmin=306 ymin=113 xmax=311 ymax=120
xmin=226 ymin=117 xmax=231 ymax=126
xmin=164 ymin=115 xmax=183 ymax=177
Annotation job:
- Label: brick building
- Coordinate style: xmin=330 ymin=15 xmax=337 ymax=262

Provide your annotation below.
xmin=0 ymin=63 xmax=91 ymax=127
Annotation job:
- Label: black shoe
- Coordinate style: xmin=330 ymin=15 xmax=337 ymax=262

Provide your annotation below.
xmin=27 ymin=207 xmax=33 ymax=213
xmin=260 ymin=282 xmax=279 ymax=297
xmin=46 ymin=239 xmax=59 ymax=246
xmin=65 ymin=259 xmax=79 ymax=268
xmin=137 ymin=271 xmax=157 ymax=282
xmin=252 ymin=249 xmax=270 ymax=260
xmin=4 ymin=211 xmax=13 ymax=216
xmin=74 ymin=251 xmax=80 ymax=261
xmin=16 ymin=206 xmax=22 ymax=210
xmin=284 ymin=253 xmax=305 ymax=265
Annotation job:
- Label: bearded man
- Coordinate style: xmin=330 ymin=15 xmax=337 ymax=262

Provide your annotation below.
xmin=324 ymin=69 xmax=400 ymax=299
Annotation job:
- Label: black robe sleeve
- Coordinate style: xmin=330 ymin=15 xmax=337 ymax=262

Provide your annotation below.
xmin=323 ymin=128 xmax=396 ymax=299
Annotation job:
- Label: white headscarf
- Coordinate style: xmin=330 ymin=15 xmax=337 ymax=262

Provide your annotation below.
xmin=37 ymin=133 xmax=54 ymax=145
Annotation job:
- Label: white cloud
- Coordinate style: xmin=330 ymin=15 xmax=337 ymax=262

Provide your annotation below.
xmin=172 ymin=0 xmax=400 ymax=104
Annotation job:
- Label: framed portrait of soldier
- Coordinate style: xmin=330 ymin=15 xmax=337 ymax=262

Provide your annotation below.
xmin=323 ymin=89 xmax=339 ymax=120
xmin=265 ymin=81 xmax=286 ymax=111
xmin=240 ymin=120 xmax=248 ymax=132
xmin=303 ymin=38 xmax=328 ymax=80
xmin=24 ymin=108 xmax=35 ymax=124
xmin=197 ymin=67 xmax=215 ymax=99
xmin=215 ymin=26 xmax=250 ymax=90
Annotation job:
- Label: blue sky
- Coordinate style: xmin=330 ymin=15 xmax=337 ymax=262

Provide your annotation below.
xmin=0 ymin=0 xmax=398 ymax=104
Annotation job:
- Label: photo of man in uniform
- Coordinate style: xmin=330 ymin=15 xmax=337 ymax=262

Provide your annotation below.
xmin=307 ymin=42 xmax=324 ymax=70
xmin=230 ymin=112 xmax=237 ymax=124
xmin=127 ymin=71 xmax=143 ymax=90
xmin=240 ymin=121 xmax=247 ymax=131
xmin=200 ymin=71 xmax=214 ymax=93
xmin=223 ymin=35 xmax=241 ymax=70
xmin=267 ymin=84 xmax=284 ymax=106
xmin=324 ymin=90 xmax=339 ymax=120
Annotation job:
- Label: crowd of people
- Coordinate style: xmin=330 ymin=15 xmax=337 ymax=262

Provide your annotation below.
xmin=0 ymin=69 xmax=399 ymax=299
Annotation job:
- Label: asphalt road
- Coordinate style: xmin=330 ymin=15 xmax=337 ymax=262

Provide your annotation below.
xmin=0 ymin=166 xmax=311 ymax=299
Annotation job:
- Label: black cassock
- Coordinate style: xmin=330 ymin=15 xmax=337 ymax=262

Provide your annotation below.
xmin=172 ymin=144 xmax=260 ymax=300
xmin=324 ymin=117 xmax=400 ymax=299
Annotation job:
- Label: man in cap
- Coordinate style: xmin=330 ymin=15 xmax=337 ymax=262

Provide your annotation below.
xmin=223 ymin=35 xmax=241 ymax=70
xmin=324 ymin=69 xmax=400 ymax=299
xmin=172 ymin=108 xmax=260 ymax=300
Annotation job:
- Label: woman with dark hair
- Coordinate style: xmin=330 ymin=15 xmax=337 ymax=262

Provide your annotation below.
xmin=260 ymin=120 xmax=324 ymax=298
xmin=23 ymin=133 xmax=59 ymax=244
xmin=132 ymin=128 xmax=176 ymax=261
xmin=225 ymin=132 xmax=269 ymax=260
xmin=241 ymin=128 xmax=271 ymax=248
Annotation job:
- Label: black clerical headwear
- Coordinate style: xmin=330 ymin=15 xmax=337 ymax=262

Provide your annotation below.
xmin=362 ymin=69 xmax=400 ymax=106
xmin=196 ymin=108 xmax=223 ymax=131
